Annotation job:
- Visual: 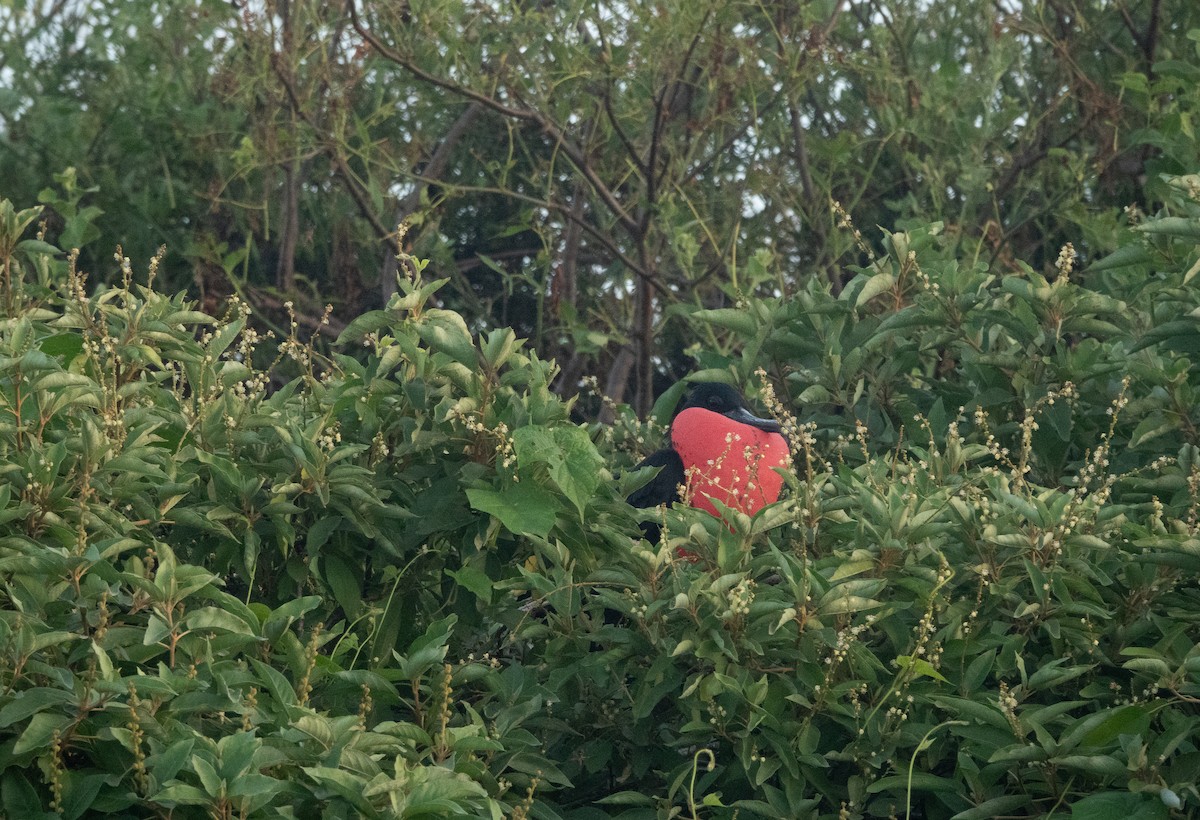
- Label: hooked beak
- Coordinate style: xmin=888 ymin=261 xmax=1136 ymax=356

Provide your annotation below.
xmin=723 ymin=406 xmax=783 ymax=434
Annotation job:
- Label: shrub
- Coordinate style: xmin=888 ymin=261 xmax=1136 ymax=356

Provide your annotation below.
xmin=4 ymin=180 xmax=1200 ymax=818
xmin=0 ymin=201 xmax=599 ymax=816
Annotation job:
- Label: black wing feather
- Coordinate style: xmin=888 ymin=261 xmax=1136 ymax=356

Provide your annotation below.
xmin=625 ymin=449 xmax=685 ymax=543
xmin=626 ymin=448 xmax=685 ymax=509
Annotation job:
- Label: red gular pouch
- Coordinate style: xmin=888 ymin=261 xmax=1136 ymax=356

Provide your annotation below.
xmin=669 ymin=407 xmax=790 ymax=520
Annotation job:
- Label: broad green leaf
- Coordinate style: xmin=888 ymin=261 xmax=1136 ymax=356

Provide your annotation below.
xmin=13 ymin=712 xmax=71 ymax=755
xmin=896 ymin=655 xmax=949 ymax=683
xmin=185 ymin=606 xmax=259 ymax=636
xmin=321 ymin=553 xmax=363 ymax=620
xmin=692 ymin=308 xmax=757 ymax=336
xmin=446 ymin=566 xmax=494 ymax=603
xmin=1067 ymin=792 xmax=1169 ymax=820
xmin=145 ymin=738 xmax=196 ymax=785
xmin=38 ymin=332 xmax=85 ymax=364
xmin=856 ymin=270 xmax=895 ymax=307
xmin=300 ymin=767 xmax=377 ymax=815
xmin=417 ymin=309 xmax=477 ymax=366
xmin=151 ymin=783 xmax=212 ymax=806
xmin=217 ymin=730 xmax=261 ymax=780
xmin=513 ymin=425 xmax=604 ymax=518
xmin=466 ymin=484 xmax=557 ymax=538
xmin=0 ymin=688 xmax=74 ymax=727
xmin=951 ymin=796 xmax=1032 ymax=820
xmin=866 ymin=772 xmax=961 ymax=793
xmin=1055 ymin=754 xmax=1128 ymax=777
xmin=1136 ymin=216 xmax=1200 ymax=241
xmin=597 ymin=791 xmax=656 ymax=805
xmin=1086 ymin=242 xmax=1151 ymax=272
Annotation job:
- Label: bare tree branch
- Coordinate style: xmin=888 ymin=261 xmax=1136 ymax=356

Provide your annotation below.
xmin=405 ymin=175 xmax=670 ymax=299
xmin=346 ymin=0 xmax=641 ymax=238
xmin=268 ymin=48 xmax=400 ymax=259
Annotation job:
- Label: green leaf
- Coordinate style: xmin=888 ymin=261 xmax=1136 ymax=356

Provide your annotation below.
xmin=404 ymin=773 xmax=491 ymax=808
xmin=1026 ymin=662 xmax=1093 ymax=691
xmin=152 ymin=783 xmax=212 ymax=806
xmin=306 ymin=515 xmax=343 ymax=553
xmin=336 ymin=310 xmax=393 ymax=344
xmin=31 ymin=631 xmax=77 ymax=652
xmin=1077 ymin=706 xmax=1153 ymax=749
xmin=192 ymin=755 xmax=223 ymax=796
xmin=867 ymin=772 xmax=961 ymax=793
xmin=1068 ymin=791 xmax=1169 ymax=820
xmin=13 ymin=712 xmax=71 ymax=755
xmin=217 ymin=730 xmax=260 ymax=780
xmin=300 ymin=767 xmax=377 ymax=815
xmin=896 ymin=655 xmax=950 ymax=683
xmin=185 ymin=606 xmax=259 ymax=636
xmin=480 ymin=327 xmax=519 ymax=369
xmin=962 ymin=649 xmax=995 ymax=693
xmin=692 ymin=307 xmax=758 ymax=337
xmin=1129 ymin=412 xmax=1179 ymax=448
xmin=145 ymin=738 xmax=196 ymax=786
xmin=398 ymin=616 xmax=456 ymax=679
xmin=1131 ymin=319 xmax=1200 ymax=353
xmin=1136 ymin=216 xmax=1200 ymax=241
xmin=38 ymin=332 xmax=84 ymax=364
xmin=856 ymin=270 xmax=895 ymax=307
xmin=446 ymin=566 xmax=494 ymax=604
xmin=60 ymin=771 xmax=106 ymax=820
xmin=264 ymin=596 xmax=323 ymax=628
xmin=466 ymin=484 xmax=558 ymax=538
xmin=248 ymin=658 xmax=297 ymax=706
xmin=417 ymin=309 xmax=477 ymax=365
xmin=650 ymin=379 xmax=691 ymax=429
xmin=513 ymin=425 xmax=604 ymax=518
xmin=1 ymin=773 xmax=42 ymax=818
xmin=163 ymin=310 xmax=217 ymax=326
xmin=951 ymin=796 xmax=1032 ymax=820
xmin=321 ymin=553 xmax=363 ymax=619
xmin=205 ymin=317 xmax=245 ymax=361
xmin=597 ymin=791 xmax=656 ymax=805
xmin=1086 ymin=242 xmax=1151 ymax=272
xmin=0 ymin=688 xmax=75 ymax=728
xmin=829 ymin=558 xmax=875 ymax=581
xmin=1055 ymin=755 xmax=1128 ymax=777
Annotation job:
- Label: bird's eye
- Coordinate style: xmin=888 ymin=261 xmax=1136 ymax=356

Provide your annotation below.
xmin=708 ymin=396 xmax=721 ymax=407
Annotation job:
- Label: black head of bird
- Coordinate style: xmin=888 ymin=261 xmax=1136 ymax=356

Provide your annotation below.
xmin=673 ymin=382 xmax=783 ymax=435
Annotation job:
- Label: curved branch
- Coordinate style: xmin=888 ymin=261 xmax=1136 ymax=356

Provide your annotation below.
xmin=268 ymin=50 xmax=399 ymax=255
xmin=406 ymin=175 xmax=670 ymax=300
xmin=345 ymin=0 xmax=640 ymax=238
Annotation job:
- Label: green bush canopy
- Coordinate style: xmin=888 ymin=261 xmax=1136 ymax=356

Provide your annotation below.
xmin=4 ymin=173 xmax=1200 ymax=816
xmin=3 ymin=1 xmax=1200 ymax=817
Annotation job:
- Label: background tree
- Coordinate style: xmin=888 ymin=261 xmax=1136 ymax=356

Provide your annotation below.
xmin=2 ymin=0 xmax=1197 ymax=410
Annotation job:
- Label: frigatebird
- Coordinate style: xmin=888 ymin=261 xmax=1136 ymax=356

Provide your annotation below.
xmin=627 ymin=382 xmax=791 ymax=541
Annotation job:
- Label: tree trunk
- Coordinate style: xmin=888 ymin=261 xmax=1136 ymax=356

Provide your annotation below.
xmin=277 ymin=151 xmax=300 ymax=292
xmin=601 ymin=346 xmax=636 ymax=424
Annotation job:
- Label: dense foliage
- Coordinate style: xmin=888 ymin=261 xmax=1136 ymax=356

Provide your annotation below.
xmin=4 ymin=167 xmax=1200 ymax=818
xmin=4 ymin=2 xmax=1200 ymax=816
xmin=3 ymin=0 xmax=1200 ymax=411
